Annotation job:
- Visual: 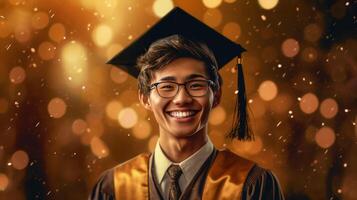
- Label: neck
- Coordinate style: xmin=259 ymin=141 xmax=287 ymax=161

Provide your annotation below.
xmin=158 ymin=128 xmax=208 ymax=163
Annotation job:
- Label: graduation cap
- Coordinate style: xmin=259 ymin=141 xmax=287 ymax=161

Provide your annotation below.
xmin=108 ymin=7 xmax=253 ymax=141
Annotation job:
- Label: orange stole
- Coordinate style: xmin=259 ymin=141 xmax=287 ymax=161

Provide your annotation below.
xmin=113 ymin=150 xmax=254 ymax=200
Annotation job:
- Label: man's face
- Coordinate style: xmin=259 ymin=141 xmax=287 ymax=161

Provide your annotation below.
xmin=141 ymin=57 xmax=218 ymax=139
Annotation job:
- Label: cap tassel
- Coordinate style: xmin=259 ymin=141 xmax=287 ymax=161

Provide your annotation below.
xmin=227 ymin=56 xmax=254 ymax=141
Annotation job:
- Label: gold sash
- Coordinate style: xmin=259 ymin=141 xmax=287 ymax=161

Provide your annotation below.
xmin=114 ymin=150 xmax=254 ymax=200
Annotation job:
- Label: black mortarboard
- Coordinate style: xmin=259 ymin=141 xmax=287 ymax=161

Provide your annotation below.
xmin=108 ymin=7 xmax=253 ymax=140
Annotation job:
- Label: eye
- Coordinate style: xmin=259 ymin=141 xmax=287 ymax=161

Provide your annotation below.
xmin=189 ymin=81 xmax=207 ymax=90
xmin=158 ymin=83 xmax=176 ymax=91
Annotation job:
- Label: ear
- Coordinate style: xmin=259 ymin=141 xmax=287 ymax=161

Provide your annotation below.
xmin=138 ymin=90 xmax=152 ymax=111
xmin=212 ymin=87 xmax=222 ymax=108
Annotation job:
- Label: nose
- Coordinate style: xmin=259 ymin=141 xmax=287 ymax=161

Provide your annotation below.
xmin=172 ymin=85 xmax=193 ymax=104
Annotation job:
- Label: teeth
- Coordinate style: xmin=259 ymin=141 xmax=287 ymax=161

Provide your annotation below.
xmin=169 ymin=111 xmax=196 ymax=118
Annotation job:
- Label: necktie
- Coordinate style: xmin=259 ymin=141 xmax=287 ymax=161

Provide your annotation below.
xmin=167 ymin=164 xmax=183 ymax=200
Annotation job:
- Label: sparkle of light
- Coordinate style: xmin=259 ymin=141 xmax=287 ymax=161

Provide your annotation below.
xmin=92 ymin=24 xmax=113 ymax=47
xmin=47 ymin=97 xmax=67 ymax=118
xmin=153 ymin=0 xmax=174 ymax=18
xmin=299 ymin=93 xmax=319 ymax=114
xmin=132 ymin=120 xmax=152 ymax=140
xmin=258 ymin=80 xmax=278 ymax=101
xmin=90 ymin=137 xmax=109 ymax=159
xmin=320 ymin=98 xmax=338 ymax=119
xmin=282 ymin=38 xmax=300 ymax=58
xmin=118 ymin=107 xmax=138 ymax=129
xmin=203 ymin=8 xmax=222 ymax=28
xmin=9 ymin=66 xmax=26 ymax=84
xmin=315 ymin=126 xmax=336 ymax=149
xmin=105 ymin=100 xmax=123 ymax=120
xmin=31 ymin=12 xmax=49 ymax=29
xmin=209 ymin=106 xmax=226 ymax=125
xmin=11 ymin=150 xmax=29 ymax=170
xmin=258 ymin=0 xmax=279 ymax=10
xmin=222 ymin=22 xmax=241 ymax=41
xmin=48 ymin=23 xmax=66 ymax=43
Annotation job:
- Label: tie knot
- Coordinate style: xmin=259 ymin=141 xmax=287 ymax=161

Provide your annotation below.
xmin=167 ymin=164 xmax=182 ymax=180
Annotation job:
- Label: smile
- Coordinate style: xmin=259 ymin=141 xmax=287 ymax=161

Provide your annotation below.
xmin=167 ymin=110 xmax=198 ymax=118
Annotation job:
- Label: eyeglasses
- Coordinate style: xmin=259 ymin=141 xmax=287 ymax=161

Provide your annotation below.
xmin=149 ymin=80 xmax=215 ymax=98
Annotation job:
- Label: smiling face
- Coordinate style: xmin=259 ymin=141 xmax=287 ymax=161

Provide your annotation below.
xmin=140 ymin=57 xmax=220 ymax=140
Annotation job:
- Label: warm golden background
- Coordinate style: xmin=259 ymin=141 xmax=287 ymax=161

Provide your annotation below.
xmin=0 ymin=0 xmax=356 ymax=199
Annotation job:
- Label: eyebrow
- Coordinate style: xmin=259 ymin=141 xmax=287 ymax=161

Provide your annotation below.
xmin=159 ymin=73 xmax=207 ymax=82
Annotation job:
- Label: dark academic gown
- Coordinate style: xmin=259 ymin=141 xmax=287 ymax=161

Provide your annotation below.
xmin=89 ymin=149 xmax=284 ymax=200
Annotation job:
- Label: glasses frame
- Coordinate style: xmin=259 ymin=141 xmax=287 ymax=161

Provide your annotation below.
xmin=149 ymin=79 xmax=216 ymax=98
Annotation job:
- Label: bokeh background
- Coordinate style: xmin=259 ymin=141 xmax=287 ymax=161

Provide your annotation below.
xmin=0 ymin=0 xmax=356 ymax=199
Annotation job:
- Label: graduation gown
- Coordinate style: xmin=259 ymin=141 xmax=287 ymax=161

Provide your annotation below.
xmin=89 ymin=149 xmax=284 ymax=200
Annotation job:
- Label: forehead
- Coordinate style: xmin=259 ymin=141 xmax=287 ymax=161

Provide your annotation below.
xmin=151 ymin=57 xmax=208 ymax=82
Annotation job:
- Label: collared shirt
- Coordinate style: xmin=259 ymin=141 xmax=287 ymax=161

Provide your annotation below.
xmin=153 ymin=138 xmax=214 ymax=199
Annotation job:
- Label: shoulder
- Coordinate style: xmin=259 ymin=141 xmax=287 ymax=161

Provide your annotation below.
xmin=88 ymin=168 xmax=115 ymax=199
xmin=215 ymin=149 xmax=256 ymax=170
xmin=114 ymin=153 xmax=151 ymax=171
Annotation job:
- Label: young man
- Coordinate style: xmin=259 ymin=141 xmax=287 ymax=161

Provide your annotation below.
xmin=89 ymin=7 xmax=284 ymax=200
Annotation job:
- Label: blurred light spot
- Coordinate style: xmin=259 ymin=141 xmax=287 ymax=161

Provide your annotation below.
xmin=148 ymin=135 xmax=159 ymax=152
xmin=315 ymin=126 xmax=336 ymax=148
xmin=14 ymin=25 xmax=31 ymax=42
xmin=0 ymin=173 xmax=9 ymax=191
xmin=222 ymin=22 xmax=241 ymax=41
xmin=49 ymin=23 xmax=66 ymax=43
xmin=304 ymin=23 xmax=322 ymax=42
xmin=61 ymin=41 xmax=87 ymax=85
xmin=106 ymin=43 xmax=123 ymax=60
xmin=209 ymin=129 xmax=225 ymax=148
xmin=8 ymin=0 xmax=25 ymax=5
xmin=209 ymin=106 xmax=226 ymax=125
xmin=258 ymin=80 xmax=278 ymax=101
xmin=231 ymin=136 xmax=263 ymax=155
xmin=224 ymin=0 xmax=236 ymax=3
xmin=320 ymin=98 xmax=338 ymax=119
xmin=270 ymin=93 xmax=293 ymax=114
xmin=258 ymin=0 xmax=279 ymax=10
xmin=90 ymin=137 xmax=109 ymax=158
xmin=301 ymin=47 xmax=318 ymax=62
xmin=203 ymin=8 xmax=222 ymax=28
xmin=299 ymin=93 xmax=319 ymax=114
xmin=132 ymin=120 xmax=152 ymax=139
xmin=9 ymin=66 xmax=26 ymax=84
xmin=202 ymin=0 xmax=222 ymax=8
xmin=38 ymin=41 xmax=56 ymax=60
xmin=250 ymin=96 xmax=266 ymax=118
xmin=31 ymin=12 xmax=49 ymax=29
xmin=110 ymin=67 xmax=128 ymax=84
xmin=0 ymin=20 xmax=12 ymax=38
xmin=105 ymin=100 xmax=123 ymax=120
xmin=118 ymin=107 xmax=138 ymax=129
xmin=48 ymin=97 xmax=67 ymax=118
xmin=11 ymin=150 xmax=29 ymax=170
xmin=92 ymin=24 xmax=113 ymax=47
xmin=0 ymin=98 xmax=9 ymax=113
xmin=281 ymin=38 xmax=300 ymax=58
xmin=72 ymin=119 xmax=87 ymax=135
xmin=153 ymin=0 xmax=174 ymax=17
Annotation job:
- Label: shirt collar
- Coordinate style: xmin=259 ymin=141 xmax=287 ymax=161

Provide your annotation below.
xmin=153 ymin=138 xmax=214 ymax=184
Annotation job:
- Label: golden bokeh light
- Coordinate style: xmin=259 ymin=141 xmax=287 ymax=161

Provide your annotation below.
xmin=258 ymin=80 xmax=278 ymax=101
xmin=320 ymin=98 xmax=338 ymax=119
xmin=47 ymin=97 xmax=67 ymax=118
xmin=202 ymin=0 xmax=223 ymax=9
xmin=31 ymin=12 xmax=49 ymax=30
xmin=105 ymin=100 xmax=123 ymax=120
xmin=222 ymin=22 xmax=241 ymax=41
xmin=315 ymin=126 xmax=336 ymax=149
xmin=72 ymin=119 xmax=88 ymax=135
xmin=153 ymin=0 xmax=174 ymax=17
xmin=224 ymin=0 xmax=236 ymax=3
xmin=90 ymin=137 xmax=109 ymax=158
xmin=203 ymin=8 xmax=223 ymax=28
xmin=0 ymin=98 xmax=9 ymax=113
xmin=0 ymin=173 xmax=9 ymax=191
xmin=132 ymin=120 xmax=152 ymax=140
xmin=8 ymin=0 xmax=26 ymax=6
xmin=9 ymin=66 xmax=26 ymax=84
xmin=61 ymin=41 xmax=88 ymax=85
xmin=92 ymin=24 xmax=113 ymax=47
xmin=270 ymin=93 xmax=293 ymax=114
xmin=110 ymin=67 xmax=128 ymax=84
xmin=209 ymin=129 xmax=225 ymax=148
xmin=281 ymin=38 xmax=300 ymax=58
xmin=38 ymin=41 xmax=56 ymax=60
xmin=0 ymin=19 xmax=12 ymax=38
xmin=231 ymin=136 xmax=263 ymax=155
xmin=304 ymin=23 xmax=322 ymax=42
xmin=148 ymin=135 xmax=159 ymax=152
xmin=258 ymin=0 xmax=279 ymax=10
xmin=11 ymin=150 xmax=29 ymax=170
xmin=106 ymin=43 xmax=123 ymax=60
xmin=14 ymin=26 xmax=31 ymax=42
xmin=48 ymin=23 xmax=66 ymax=43
xmin=299 ymin=93 xmax=319 ymax=114
xmin=301 ymin=47 xmax=318 ymax=62
xmin=209 ymin=106 xmax=226 ymax=125
xmin=118 ymin=107 xmax=138 ymax=129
